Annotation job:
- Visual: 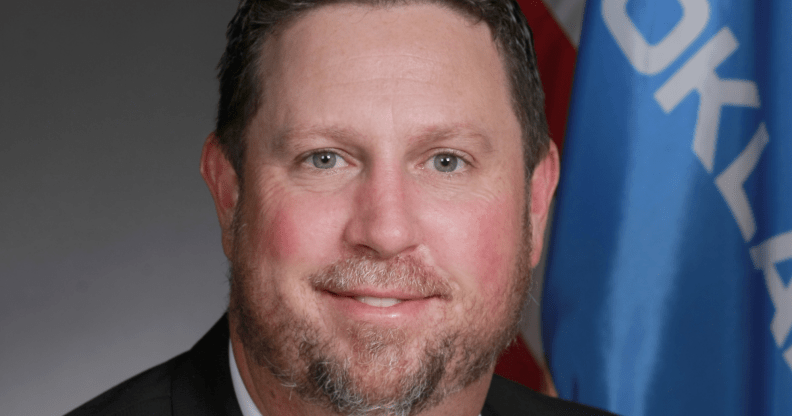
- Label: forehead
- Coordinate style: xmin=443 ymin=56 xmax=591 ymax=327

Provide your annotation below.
xmin=253 ymin=3 xmax=519 ymax=149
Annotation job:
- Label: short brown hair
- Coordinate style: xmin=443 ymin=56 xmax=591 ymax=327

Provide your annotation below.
xmin=215 ymin=0 xmax=548 ymax=183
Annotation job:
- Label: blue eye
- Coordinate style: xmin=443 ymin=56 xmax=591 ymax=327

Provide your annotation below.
xmin=312 ymin=152 xmax=338 ymax=169
xmin=433 ymin=153 xmax=462 ymax=172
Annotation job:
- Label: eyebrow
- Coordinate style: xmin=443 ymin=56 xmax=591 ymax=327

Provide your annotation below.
xmin=268 ymin=124 xmax=495 ymax=156
xmin=409 ymin=125 xmax=495 ymax=154
xmin=268 ymin=126 xmax=364 ymax=156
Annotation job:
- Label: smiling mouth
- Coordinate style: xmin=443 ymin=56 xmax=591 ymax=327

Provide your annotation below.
xmin=319 ymin=289 xmax=445 ymax=324
xmin=354 ymin=296 xmax=404 ymax=307
xmin=323 ymin=289 xmax=440 ymax=308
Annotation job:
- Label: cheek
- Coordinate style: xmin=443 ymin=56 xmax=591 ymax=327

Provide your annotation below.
xmin=428 ymin=193 xmax=525 ymax=299
xmin=246 ymin=182 xmax=347 ymax=270
xmin=474 ymin=210 xmax=518 ymax=279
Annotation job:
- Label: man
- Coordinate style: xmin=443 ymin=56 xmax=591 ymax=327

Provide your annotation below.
xmin=67 ymin=0 xmax=613 ymax=415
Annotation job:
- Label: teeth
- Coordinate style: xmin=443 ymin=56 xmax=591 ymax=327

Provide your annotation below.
xmin=354 ymin=297 xmax=403 ymax=307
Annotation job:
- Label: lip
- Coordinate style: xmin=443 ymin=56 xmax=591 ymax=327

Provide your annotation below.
xmin=327 ymin=287 xmax=430 ymax=300
xmin=319 ymin=288 xmax=442 ymax=323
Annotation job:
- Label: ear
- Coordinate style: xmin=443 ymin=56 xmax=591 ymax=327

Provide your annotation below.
xmin=200 ymin=133 xmax=240 ymax=260
xmin=528 ymin=141 xmax=560 ymax=268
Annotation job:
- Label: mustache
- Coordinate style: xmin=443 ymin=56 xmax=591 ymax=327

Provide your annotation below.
xmin=308 ymin=255 xmax=453 ymax=299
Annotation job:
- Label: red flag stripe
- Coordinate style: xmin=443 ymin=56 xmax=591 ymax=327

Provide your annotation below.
xmin=519 ymin=0 xmax=578 ymax=151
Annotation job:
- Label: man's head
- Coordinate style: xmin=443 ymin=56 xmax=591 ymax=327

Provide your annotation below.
xmin=200 ymin=1 xmax=559 ymax=415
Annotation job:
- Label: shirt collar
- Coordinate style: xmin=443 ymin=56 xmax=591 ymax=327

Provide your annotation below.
xmin=229 ymin=341 xmax=264 ymax=416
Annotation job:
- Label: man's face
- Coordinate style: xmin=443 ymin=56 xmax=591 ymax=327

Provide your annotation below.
xmin=218 ymin=4 xmax=546 ymax=414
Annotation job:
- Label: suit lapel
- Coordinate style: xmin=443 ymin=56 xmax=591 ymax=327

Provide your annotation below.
xmin=171 ymin=315 xmax=244 ymax=416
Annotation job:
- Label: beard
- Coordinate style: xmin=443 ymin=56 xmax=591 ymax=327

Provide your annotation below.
xmin=228 ymin=202 xmax=533 ymax=416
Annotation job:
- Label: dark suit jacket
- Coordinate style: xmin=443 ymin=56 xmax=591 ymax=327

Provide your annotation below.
xmin=66 ymin=316 xmax=614 ymax=416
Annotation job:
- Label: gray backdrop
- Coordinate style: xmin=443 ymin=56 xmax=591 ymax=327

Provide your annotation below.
xmin=1 ymin=2 xmax=552 ymax=415
xmin=1 ymin=2 xmax=239 ymax=414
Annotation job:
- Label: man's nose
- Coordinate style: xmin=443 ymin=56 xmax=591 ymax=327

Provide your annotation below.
xmin=343 ymin=165 xmax=418 ymax=259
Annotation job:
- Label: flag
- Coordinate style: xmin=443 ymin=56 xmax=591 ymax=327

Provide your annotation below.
xmin=542 ymin=0 xmax=792 ymax=415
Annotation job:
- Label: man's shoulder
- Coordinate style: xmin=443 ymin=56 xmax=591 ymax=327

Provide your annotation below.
xmin=483 ymin=375 xmax=617 ymax=416
xmin=64 ymin=353 xmax=185 ymax=416
xmin=64 ymin=316 xmax=241 ymax=416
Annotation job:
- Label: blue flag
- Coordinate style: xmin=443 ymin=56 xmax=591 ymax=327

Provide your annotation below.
xmin=541 ymin=0 xmax=792 ymax=415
